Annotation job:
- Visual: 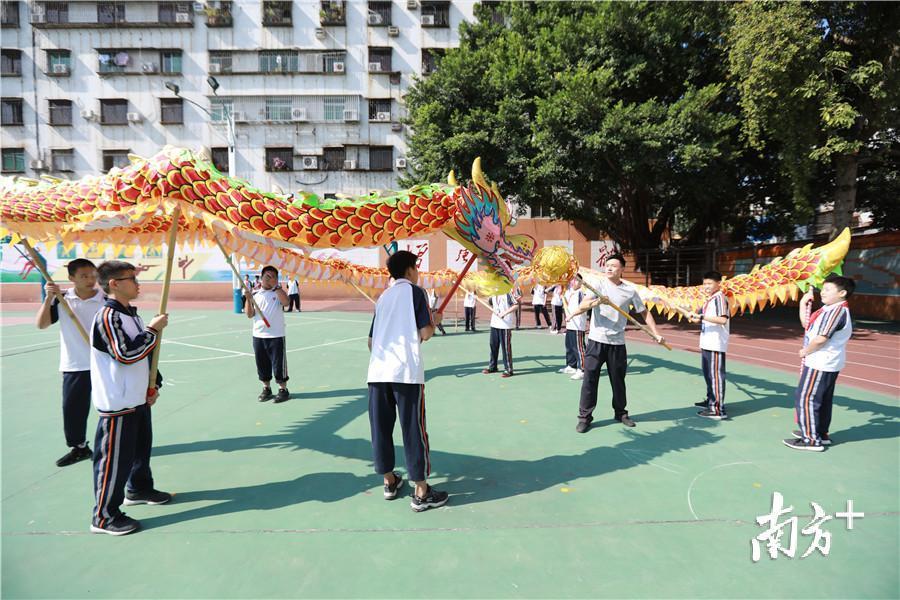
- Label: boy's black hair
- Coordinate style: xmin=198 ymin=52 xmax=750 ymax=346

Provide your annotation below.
xmin=261 ymin=265 xmax=278 ymax=278
xmin=606 ymin=253 xmax=626 ymax=267
xmin=824 ymin=274 xmax=855 ymax=298
xmin=97 ymin=260 xmax=135 ymax=293
xmin=387 ymin=250 xmax=418 ymax=280
xmin=702 ymin=270 xmax=723 ymax=281
xmin=66 ymin=258 xmax=96 ymax=277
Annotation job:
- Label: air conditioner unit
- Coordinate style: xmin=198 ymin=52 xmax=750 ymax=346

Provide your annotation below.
xmin=406 ymin=0 xmax=417 ymax=8
xmin=291 ymin=108 xmax=307 ymax=121
xmin=375 ymin=111 xmax=390 ymax=121
xmin=31 ymin=13 xmax=46 ymax=24
xmin=193 ymin=2 xmax=205 ymax=11
xmin=421 ymin=15 xmax=434 ymax=25
xmin=343 ymin=159 xmax=357 ymax=170
xmin=315 ymin=27 xmax=326 ymax=39
xmin=80 ymin=109 xmax=96 ymax=120
xmin=391 ymin=122 xmax=403 ymax=132
xmin=141 ymin=63 xmax=158 ymax=73
xmin=332 ymin=62 xmax=345 ymax=73
xmin=395 ymin=158 xmax=407 ymax=169
xmin=208 ymin=63 xmax=221 ymax=73
xmin=342 ymin=109 xmax=358 ymax=121
xmin=388 ymin=26 xmax=399 ymax=37
xmin=52 ymin=64 xmax=70 ymax=75
xmin=176 ymin=12 xmax=192 ymax=23
xmin=367 ymin=13 xmax=382 ymax=25
xmin=301 ymin=156 xmax=318 ymax=170
xmin=30 ymin=159 xmax=47 ymax=170
xmin=127 ymin=112 xmax=142 ymax=123
xmin=232 ymin=111 xmax=246 ymax=122
xmin=368 ymin=62 xmax=382 ymax=72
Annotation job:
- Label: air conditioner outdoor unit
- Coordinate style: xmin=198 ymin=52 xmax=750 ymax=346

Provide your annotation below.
xmin=375 ymin=112 xmax=390 ymax=121
xmin=332 ymin=62 xmax=345 ymax=73
xmin=406 ymin=0 xmax=417 ymax=8
xmin=208 ymin=63 xmax=221 ymax=73
xmin=315 ymin=27 xmax=326 ymax=39
xmin=193 ymin=2 xmax=205 ymax=11
xmin=301 ymin=156 xmax=318 ymax=170
xmin=395 ymin=158 xmax=407 ymax=169
xmin=391 ymin=122 xmax=403 ymax=132
xmin=343 ymin=159 xmax=357 ymax=170
xmin=368 ymin=62 xmax=382 ymax=72
xmin=342 ymin=110 xmax=358 ymax=121
xmin=175 ymin=12 xmax=192 ymax=23
xmin=80 ymin=109 xmax=96 ymax=120
xmin=127 ymin=112 xmax=142 ymax=123
xmin=388 ymin=26 xmax=399 ymax=37
xmin=421 ymin=15 xmax=434 ymax=25
xmin=30 ymin=160 xmax=47 ymax=170
xmin=291 ymin=108 xmax=307 ymax=121
xmin=231 ymin=111 xmax=246 ymax=122
xmin=52 ymin=64 xmax=70 ymax=74
xmin=141 ymin=63 xmax=158 ymax=73
xmin=31 ymin=13 xmax=46 ymax=23
xmin=367 ymin=13 xmax=382 ymax=25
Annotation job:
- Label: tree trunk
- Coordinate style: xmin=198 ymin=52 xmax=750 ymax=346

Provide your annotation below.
xmin=831 ymin=154 xmax=858 ymax=239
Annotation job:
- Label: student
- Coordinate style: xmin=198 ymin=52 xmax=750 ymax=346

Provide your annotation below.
xmin=482 ymin=290 xmax=519 ymax=378
xmin=531 ymin=284 xmax=550 ymax=329
xmin=427 ymin=289 xmax=447 ymax=335
xmin=687 ymin=271 xmax=730 ymax=419
xmin=550 ymin=285 xmax=565 ymax=333
xmin=561 ymin=279 xmax=587 ymax=380
xmin=286 ymin=278 xmax=301 ymax=312
xmin=241 ymin=274 xmax=252 ymax=310
xmin=89 ymin=261 xmax=170 ymax=536
xmin=36 ymin=259 xmax=105 ymax=467
xmin=785 ymin=275 xmax=855 ymax=451
xmin=512 ymin=285 xmax=523 ymax=329
xmin=463 ymin=290 xmax=477 ymax=332
xmin=367 ymin=250 xmax=449 ymax=512
xmin=245 ymin=266 xmax=291 ymax=403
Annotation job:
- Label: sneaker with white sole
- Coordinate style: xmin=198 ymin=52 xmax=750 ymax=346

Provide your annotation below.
xmin=782 ymin=438 xmax=825 ymax=452
xmin=570 ymin=370 xmax=584 ymax=380
xmin=90 ymin=515 xmax=140 ymax=536
xmin=124 ymin=489 xmax=172 ymax=505
xmin=383 ymin=472 xmax=404 ymax=500
xmin=410 ymin=486 xmax=449 ymax=512
xmin=792 ymin=430 xmax=832 ymax=446
xmin=697 ymin=409 xmax=727 ymax=420
xmin=559 ymin=366 xmax=576 ymax=374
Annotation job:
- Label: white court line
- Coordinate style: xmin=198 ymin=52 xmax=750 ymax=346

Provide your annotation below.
xmin=164 ymin=317 xmax=364 ymax=342
xmin=159 ymin=334 xmax=366 ymax=363
xmin=0 ymin=339 xmax=59 ymax=352
xmin=286 ymin=335 xmax=369 ymax=353
xmin=164 ymin=340 xmax=253 ymax=356
xmin=687 ymin=462 xmax=754 ymax=520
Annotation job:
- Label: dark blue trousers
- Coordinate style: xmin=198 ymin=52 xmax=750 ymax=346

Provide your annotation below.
xmin=565 ymin=330 xmax=586 ymax=370
xmin=62 ymin=370 xmax=92 ymax=448
xmin=488 ymin=327 xmax=513 ymax=373
xmin=368 ymin=382 xmax=430 ymax=482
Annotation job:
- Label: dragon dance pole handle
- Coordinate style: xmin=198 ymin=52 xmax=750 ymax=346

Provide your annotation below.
xmin=576 ymin=274 xmax=672 ymax=351
xmin=148 ymin=205 xmax=181 ymax=396
xmin=349 ymin=281 xmax=377 ymax=305
xmin=20 ymin=238 xmax=91 ymax=345
xmin=212 ymin=236 xmax=270 ymax=327
xmin=436 ymin=253 xmax=477 ymax=314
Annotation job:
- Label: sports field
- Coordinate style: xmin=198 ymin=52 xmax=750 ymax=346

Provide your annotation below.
xmin=1 ymin=306 xmax=898 ymax=598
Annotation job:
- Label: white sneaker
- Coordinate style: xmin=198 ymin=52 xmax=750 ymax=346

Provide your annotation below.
xmin=570 ymin=370 xmax=584 ymax=380
xmin=559 ymin=366 xmax=576 ymax=374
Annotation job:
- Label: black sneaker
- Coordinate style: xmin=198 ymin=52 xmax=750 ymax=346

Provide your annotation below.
xmin=482 ymin=368 xmax=497 ymax=374
xmin=791 ymin=430 xmax=832 ymax=446
xmin=618 ymin=415 xmax=636 ymax=428
xmin=694 ymin=400 xmax=709 ymax=407
xmin=383 ymin=472 xmax=404 ymax=500
xmin=55 ymin=444 xmax=92 ymax=467
xmin=90 ymin=515 xmax=140 ymax=536
xmin=575 ymin=420 xmax=591 ymax=433
xmin=501 ymin=371 xmax=514 ymax=378
xmin=782 ymin=438 xmax=825 ymax=452
xmin=697 ymin=409 xmax=727 ymax=420
xmin=258 ymin=387 xmax=273 ymax=402
xmin=274 ymin=388 xmax=290 ymax=403
xmin=410 ymin=486 xmax=449 ymax=512
xmin=124 ymin=489 xmax=172 ymax=506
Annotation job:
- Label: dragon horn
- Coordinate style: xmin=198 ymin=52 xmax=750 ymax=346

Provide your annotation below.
xmin=817 ymin=227 xmax=851 ymax=274
xmin=447 ymin=170 xmax=458 ymax=186
xmin=472 ymin=157 xmax=489 ymax=189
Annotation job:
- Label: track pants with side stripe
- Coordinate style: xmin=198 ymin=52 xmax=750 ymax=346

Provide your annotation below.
xmin=91 ymin=404 xmax=154 ymax=527
xmin=368 ymin=382 xmax=431 ymax=482
xmin=794 ymin=366 xmax=838 ymax=445
xmin=565 ymin=330 xmax=586 ymax=370
xmin=488 ymin=327 xmax=513 ymax=373
xmin=701 ymin=350 xmax=727 ymax=415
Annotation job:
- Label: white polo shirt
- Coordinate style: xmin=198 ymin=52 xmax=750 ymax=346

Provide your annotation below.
xmin=367 ymin=279 xmax=433 ymax=384
xmin=288 ymin=280 xmax=299 ymax=295
xmin=52 ymin=288 xmax=106 ymax=372
xmin=805 ymin=302 xmax=852 ymax=372
xmin=490 ymin=293 xmax=516 ymax=329
xmin=699 ymin=291 xmax=730 ymax=352
xmin=584 ymin=276 xmax=645 ymax=345
xmin=532 ymin=285 xmax=547 ymax=305
xmin=551 ymin=286 xmax=564 ymax=306
xmin=463 ymin=292 xmax=476 ymax=308
xmin=565 ymin=289 xmax=587 ymax=332
xmin=252 ymin=288 xmax=286 ymax=338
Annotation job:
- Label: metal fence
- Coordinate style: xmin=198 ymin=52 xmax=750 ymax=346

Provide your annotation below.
xmin=632 ymin=245 xmax=719 ymax=288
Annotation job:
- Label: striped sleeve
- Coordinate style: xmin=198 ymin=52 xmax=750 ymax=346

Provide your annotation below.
xmin=816 ymin=307 xmax=848 ymax=338
xmin=98 ymin=308 xmax=158 ymax=365
xmin=715 ymin=293 xmax=729 ymax=318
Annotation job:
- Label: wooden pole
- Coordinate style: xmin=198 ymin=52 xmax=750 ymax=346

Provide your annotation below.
xmin=577 ymin=274 xmax=672 ymax=351
xmin=212 ymin=235 xmax=270 ymax=327
xmin=148 ymin=205 xmax=180 ymax=393
xmin=349 ymin=281 xmax=377 ymax=305
xmin=20 ymin=238 xmax=90 ymax=344
xmin=436 ymin=253 xmax=477 ymax=314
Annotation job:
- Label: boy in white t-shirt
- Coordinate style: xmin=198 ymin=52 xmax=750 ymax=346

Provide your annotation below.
xmin=36 ymin=258 xmax=105 ymax=467
xmin=784 ymin=275 xmax=855 ymax=452
xmin=687 ymin=271 xmax=730 ymax=420
xmin=550 ymin=285 xmax=565 ymax=333
xmin=562 ymin=279 xmax=588 ymax=380
xmin=483 ymin=291 xmax=519 ymax=377
xmin=463 ymin=290 xmax=477 ymax=332
xmin=244 ymin=265 xmax=291 ymax=403
xmin=531 ymin=284 xmax=551 ymax=329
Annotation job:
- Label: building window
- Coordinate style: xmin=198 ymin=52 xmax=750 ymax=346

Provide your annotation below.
xmin=1 ymin=49 xmax=21 ymax=76
xmin=323 ymin=52 xmax=346 ymax=74
xmin=48 ymin=99 xmax=72 ymax=125
xmin=159 ymin=1 xmax=191 ymax=24
xmin=369 ymin=146 xmax=393 ymax=171
xmin=368 ymin=99 xmax=391 ymax=120
xmin=1 ymin=97 xmax=23 ymax=125
xmin=262 ymin=1 xmax=291 ymax=26
xmin=1 ymin=148 xmax=24 ymax=173
xmin=160 ymin=98 xmax=183 ymax=124
xmin=422 ymin=48 xmax=445 ymax=75
xmin=41 ymin=2 xmax=68 ymax=24
xmin=210 ymin=98 xmax=233 ymax=122
xmin=367 ymin=1 xmax=390 ymax=26
xmin=160 ymin=51 xmax=182 ymax=74
xmin=259 ymin=50 xmax=298 ymax=73
xmin=320 ymin=0 xmax=345 ymax=25
xmin=421 ymin=1 xmax=449 ymax=27
xmin=322 ymin=147 xmax=345 ymax=171
xmin=206 ymin=0 xmax=232 ymax=26
xmin=265 ymin=97 xmax=291 ymax=121
xmin=323 ymin=97 xmax=346 ymax=121
xmin=97 ymin=2 xmax=126 ymax=24
xmin=210 ymin=147 xmax=228 ymax=172
xmin=265 ymin=148 xmax=293 ymax=172
xmin=51 ymin=148 xmax=74 ymax=172
xmin=368 ymin=47 xmax=392 ymax=73
xmin=47 ymin=49 xmax=71 ymax=74
xmin=100 ymin=99 xmax=128 ymax=125
xmin=102 ymin=150 xmax=130 ymax=171
xmin=209 ymin=51 xmax=232 ymax=74
xmin=98 ymin=50 xmax=130 ymax=74
xmin=1 ymin=2 xmax=20 ymax=27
